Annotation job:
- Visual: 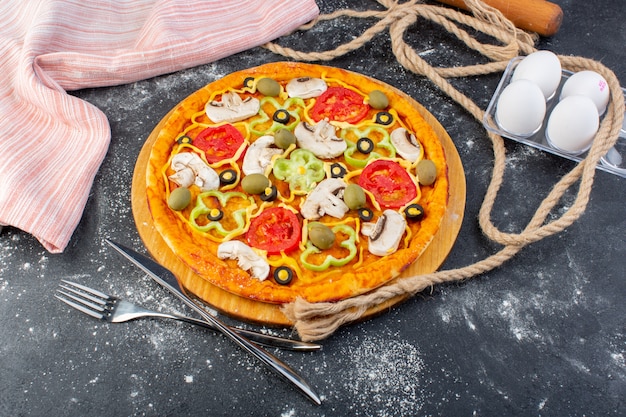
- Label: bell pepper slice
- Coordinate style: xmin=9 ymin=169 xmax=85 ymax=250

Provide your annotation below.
xmin=189 ymin=191 xmax=255 ymax=241
xmin=300 ymin=224 xmax=357 ymax=271
xmin=272 ymin=149 xmax=325 ymax=194
xmin=249 ymin=97 xmax=305 ymax=136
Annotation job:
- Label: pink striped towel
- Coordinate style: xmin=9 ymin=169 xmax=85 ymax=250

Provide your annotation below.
xmin=0 ymin=0 xmax=319 ymax=253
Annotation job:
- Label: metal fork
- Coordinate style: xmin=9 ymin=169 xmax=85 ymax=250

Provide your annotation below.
xmin=55 ymin=280 xmax=320 ymax=352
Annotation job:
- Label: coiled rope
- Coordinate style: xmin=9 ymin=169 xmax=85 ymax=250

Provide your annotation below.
xmin=263 ymin=0 xmax=624 ymax=341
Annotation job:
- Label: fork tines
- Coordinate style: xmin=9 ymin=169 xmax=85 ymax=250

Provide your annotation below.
xmin=55 ymin=280 xmax=111 ymax=320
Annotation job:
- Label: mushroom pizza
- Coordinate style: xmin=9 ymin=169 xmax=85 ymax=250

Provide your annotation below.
xmin=146 ymin=62 xmax=449 ymax=304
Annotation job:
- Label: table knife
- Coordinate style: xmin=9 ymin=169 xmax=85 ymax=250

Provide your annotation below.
xmin=106 ymin=239 xmax=321 ymax=405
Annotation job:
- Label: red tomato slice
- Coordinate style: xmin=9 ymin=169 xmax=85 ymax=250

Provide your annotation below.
xmin=358 ymin=160 xmax=417 ymax=209
xmin=246 ymin=207 xmax=301 ymax=254
xmin=310 ymin=87 xmax=369 ymax=124
xmin=193 ymin=124 xmax=244 ymax=163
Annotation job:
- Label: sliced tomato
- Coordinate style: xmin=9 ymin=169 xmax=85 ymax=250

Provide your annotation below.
xmin=246 ymin=207 xmax=301 ymax=254
xmin=310 ymin=87 xmax=369 ymax=124
xmin=193 ymin=124 xmax=244 ymax=163
xmin=358 ymin=160 xmax=417 ymax=209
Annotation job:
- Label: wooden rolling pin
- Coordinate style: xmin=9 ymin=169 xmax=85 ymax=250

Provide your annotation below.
xmin=435 ymin=0 xmax=563 ymax=36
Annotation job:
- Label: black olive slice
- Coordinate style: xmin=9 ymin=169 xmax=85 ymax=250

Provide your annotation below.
xmin=219 ymin=169 xmax=238 ymax=185
xmin=330 ymin=162 xmax=347 ymax=179
xmin=260 ymin=185 xmax=278 ymax=202
xmin=358 ymin=207 xmax=374 ymax=222
xmin=243 ymin=76 xmax=255 ymax=89
xmin=356 ymin=137 xmax=375 ymax=154
xmin=404 ymin=203 xmax=425 ymax=221
xmin=272 ymin=109 xmax=290 ymax=124
xmin=176 ymin=135 xmax=192 ymax=145
xmin=207 ymin=208 xmax=224 ymax=221
xmin=375 ymin=111 xmax=393 ymax=126
xmin=274 ymin=266 xmax=294 ymax=285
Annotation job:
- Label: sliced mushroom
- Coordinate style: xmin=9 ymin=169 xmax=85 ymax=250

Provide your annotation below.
xmin=300 ymin=178 xmax=349 ymax=220
xmin=362 ymin=209 xmax=406 ymax=256
xmin=286 ymin=77 xmax=328 ymax=99
xmin=217 ymin=241 xmax=270 ymax=281
xmin=205 ymin=91 xmax=260 ymax=123
xmin=294 ymin=120 xmax=346 ymax=159
xmin=390 ymin=127 xmax=421 ymax=162
xmin=242 ymin=135 xmax=283 ymax=175
xmin=168 ymin=166 xmax=195 ymax=189
xmin=169 ymin=152 xmax=219 ymax=191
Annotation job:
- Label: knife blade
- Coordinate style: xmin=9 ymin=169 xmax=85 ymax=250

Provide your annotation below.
xmin=105 ymin=239 xmax=321 ymax=405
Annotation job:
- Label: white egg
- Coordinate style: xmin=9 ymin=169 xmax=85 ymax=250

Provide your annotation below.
xmin=560 ymin=70 xmax=610 ymax=115
xmin=495 ymin=79 xmax=546 ymax=137
xmin=512 ymin=50 xmax=562 ymax=100
xmin=546 ymin=96 xmax=599 ymax=154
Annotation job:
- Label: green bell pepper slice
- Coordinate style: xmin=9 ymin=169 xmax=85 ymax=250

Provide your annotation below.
xmin=189 ymin=191 xmax=254 ymax=239
xmin=249 ymin=97 xmax=305 ymax=136
xmin=341 ymin=125 xmax=396 ymax=168
xmin=300 ymin=224 xmax=358 ymax=271
xmin=272 ymin=149 xmax=325 ymax=194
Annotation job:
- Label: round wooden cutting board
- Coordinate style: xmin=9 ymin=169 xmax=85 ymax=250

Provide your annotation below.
xmin=131 ymin=76 xmax=465 ymax=327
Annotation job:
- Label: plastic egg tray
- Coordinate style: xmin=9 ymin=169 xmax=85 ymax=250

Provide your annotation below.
xmin=483 ymin=57 xmax=626 ymax=179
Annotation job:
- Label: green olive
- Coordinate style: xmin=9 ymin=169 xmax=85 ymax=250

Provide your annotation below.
xmin=256 ymin=78 xmax=281 ymax=96
xmin=368 ymin=90 xmax=389 ymax=109
xmin=343 ymin=183 xmax=366 ymax=210
xmin=274 ymin=128 xmax=296 ymax=149
xmin=416 ymin=159 xmax=437 ymax=185
xmin=241 ymin=173 xmax=270 ymax=195
xmin=308 ymin=222 xmax=335 ymax=250
xmin=168 ymin=187 xmax=191 ymax=211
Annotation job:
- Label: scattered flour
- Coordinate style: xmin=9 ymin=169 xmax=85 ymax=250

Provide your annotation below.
xmin=337 ymin=332 xmax=426 ymax=417
xmin=280 ymin=409 xmax=296 ymax=417
xmin=504 ymin=144 xmax=540 ymax=170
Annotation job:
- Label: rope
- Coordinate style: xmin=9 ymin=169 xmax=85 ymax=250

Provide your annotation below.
xmin=263 ymin=0 xmax=625 ymax=341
